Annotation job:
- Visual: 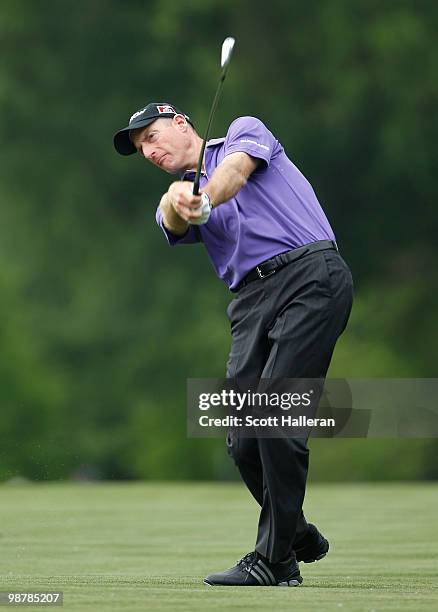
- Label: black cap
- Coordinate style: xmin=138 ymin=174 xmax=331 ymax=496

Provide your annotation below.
xmin=113 ymin=102 xmax=194 ymax=155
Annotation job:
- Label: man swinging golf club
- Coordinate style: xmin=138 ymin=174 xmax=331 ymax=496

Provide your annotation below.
xmin=113 ymin=39 xmax=353 ymax=587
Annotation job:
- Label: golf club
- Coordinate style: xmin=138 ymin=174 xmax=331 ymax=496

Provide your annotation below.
xmin=193 ymin=37 xmax=235 ymax=195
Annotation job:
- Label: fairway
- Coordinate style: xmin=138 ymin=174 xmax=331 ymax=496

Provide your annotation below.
xmin=0 ymin=482 xmax=437 ymax=611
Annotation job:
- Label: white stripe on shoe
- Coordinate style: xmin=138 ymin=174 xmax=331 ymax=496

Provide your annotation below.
xmin=252 ymin=563 xmax=272 ymax=585
xmin=249 ymin=567 xmax=268 ymax=585
xmin=257 ymin=559 xmax=276 ymax=584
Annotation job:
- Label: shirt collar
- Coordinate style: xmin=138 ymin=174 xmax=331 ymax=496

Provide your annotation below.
xmin=206 ymin=137 xmax=225 ymax=147
xmin=180 ymin=137 xmax=225 ymax=180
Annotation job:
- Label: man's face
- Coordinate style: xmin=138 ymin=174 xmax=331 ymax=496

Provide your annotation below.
xmin=130 ymin=116 xmax=190 ymax=174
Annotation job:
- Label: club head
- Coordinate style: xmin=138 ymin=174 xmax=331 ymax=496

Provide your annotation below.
xmin=221 ymin=37 xmax=235 ymax=69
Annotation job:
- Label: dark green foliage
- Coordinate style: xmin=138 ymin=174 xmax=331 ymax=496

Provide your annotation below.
xmin=0 ymin=0 xmax=436 ymax=480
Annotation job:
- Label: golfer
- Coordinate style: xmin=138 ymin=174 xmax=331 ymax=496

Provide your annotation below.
xmin=114 ymin=102 xmax=353 ymax=587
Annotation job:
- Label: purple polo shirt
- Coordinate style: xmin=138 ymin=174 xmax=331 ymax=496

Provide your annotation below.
xmin=156 ymin=116 xmax=335 ymax=290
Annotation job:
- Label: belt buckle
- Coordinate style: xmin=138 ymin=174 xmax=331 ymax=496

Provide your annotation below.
xmin=256 ymin=265 xmax=276 ymax=279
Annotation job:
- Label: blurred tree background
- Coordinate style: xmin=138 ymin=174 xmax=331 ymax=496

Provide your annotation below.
xmin=0 ymin=0 xmax=437 ymax=481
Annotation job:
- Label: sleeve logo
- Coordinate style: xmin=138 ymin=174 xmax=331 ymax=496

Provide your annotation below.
xmin=239 ymin=138 xmax=269 ymax=151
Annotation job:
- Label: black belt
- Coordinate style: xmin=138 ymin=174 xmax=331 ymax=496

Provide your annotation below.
xmin=233 ymin=240 xmax=338 ymax=292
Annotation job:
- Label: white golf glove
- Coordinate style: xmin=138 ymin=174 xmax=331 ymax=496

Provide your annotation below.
xmin=189 ymin=192 xmax=212 ymax=225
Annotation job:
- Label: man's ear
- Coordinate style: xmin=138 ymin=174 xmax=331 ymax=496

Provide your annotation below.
xmin=173 ymin=114 xmax=188 ymax=131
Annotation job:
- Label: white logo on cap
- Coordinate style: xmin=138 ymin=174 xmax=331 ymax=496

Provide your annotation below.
xmin=130 ymin=107 xmax=148 ymax=123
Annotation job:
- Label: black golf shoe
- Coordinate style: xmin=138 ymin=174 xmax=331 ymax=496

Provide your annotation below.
xmin=204 ymin=551 xmax=303 ymax=587
xmin=293 ymin=523 xmax=329 ymax=563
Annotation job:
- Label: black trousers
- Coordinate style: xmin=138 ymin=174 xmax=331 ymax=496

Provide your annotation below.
xmin=225 ymin=248 xmax=353 ymax=563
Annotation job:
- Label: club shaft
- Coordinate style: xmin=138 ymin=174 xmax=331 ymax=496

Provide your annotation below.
xmin=193 ymin=71 xmax=227 ymax=195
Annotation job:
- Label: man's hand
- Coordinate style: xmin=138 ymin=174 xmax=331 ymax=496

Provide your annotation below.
xmin=168 ymin=181 xmax=210 ymax=224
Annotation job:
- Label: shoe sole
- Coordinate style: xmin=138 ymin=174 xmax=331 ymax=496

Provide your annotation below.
xmin=277 ymin=576 xmax=303 ymax=587
xmin=203 ymin=577 xmax=303 ymax=587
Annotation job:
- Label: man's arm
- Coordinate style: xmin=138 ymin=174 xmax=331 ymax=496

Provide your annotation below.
xmin=204 ymin=152 xmax=260 ymax=207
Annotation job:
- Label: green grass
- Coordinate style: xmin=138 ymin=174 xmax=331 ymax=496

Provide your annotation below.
xmin=0 ymin=482 xmax=437 ymax=611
